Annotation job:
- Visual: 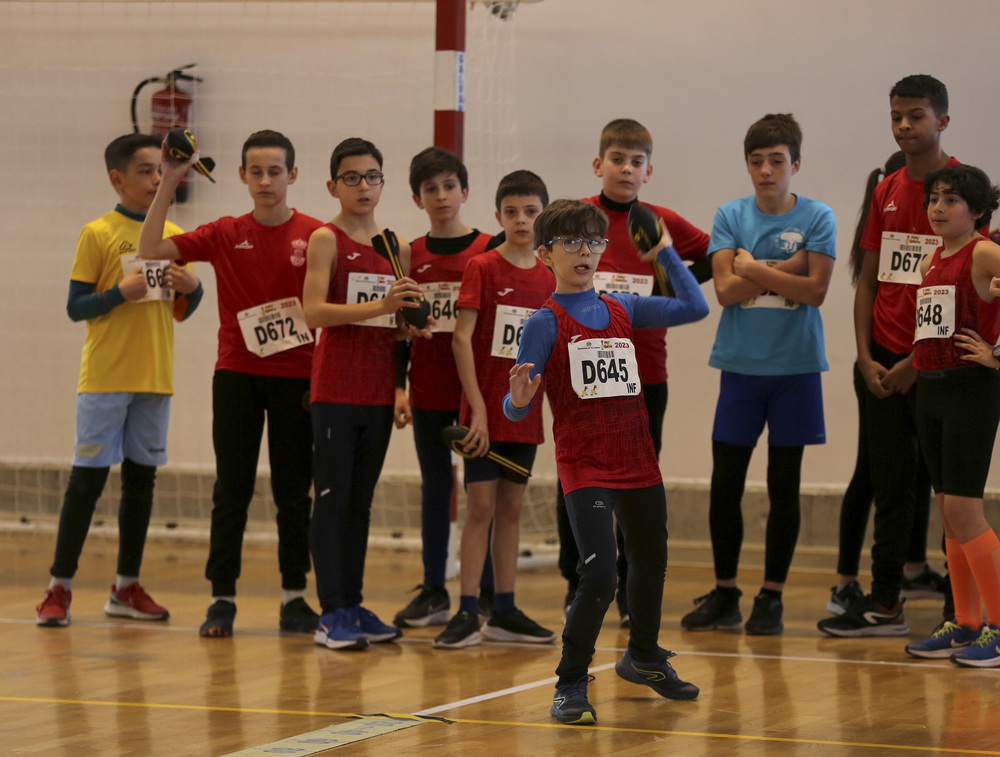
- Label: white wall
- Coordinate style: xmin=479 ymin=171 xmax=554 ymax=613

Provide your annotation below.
xmin=2 ymin=0 xmax=999 ymax=489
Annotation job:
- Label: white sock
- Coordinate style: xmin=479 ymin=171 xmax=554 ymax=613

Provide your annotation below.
xmin=212 ymin=596 xmax=236 ymax=605
xmin=116 ymin=576 xmax=138 ymax=591
xmin=283 ymin=589 xmax=306 ymax=605
xmin=49 ymin=577 xmax=72 ymax=591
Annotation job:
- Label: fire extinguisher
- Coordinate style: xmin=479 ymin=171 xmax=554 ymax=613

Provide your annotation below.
xmin=131 ymin=64 xmax=202 ymax=203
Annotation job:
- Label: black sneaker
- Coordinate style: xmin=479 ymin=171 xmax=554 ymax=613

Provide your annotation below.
xmin=745 ymin=592 xmax=783 ymax=635
xmin=827 ymin=581 xmax=864 ymax=616
xmin=550 ymin=675 xmax=596 ymax=725
xmin=393 ymin=585 xmax=450 ymax=628
xmin=279 ymin=597 xmax=320 ymax=633
xmin=199 ymin=600 xmax=236 ymax=638
xmin=477 ymin=588 xmax=494 ymax=624
xmin=433 ymin=611 xmax=482 ymax=649
xmin=615 ymin=650 xmax=700 ymax=701
xmin=681 ymin=588 xmax=742 ymax=631
xmin=482 ymin=607 xmax=556 ymax=643
xmin=817 ymin=596 xmax=909 ymax=637
xmin=900 ymin=565 xmax=947 ymax=601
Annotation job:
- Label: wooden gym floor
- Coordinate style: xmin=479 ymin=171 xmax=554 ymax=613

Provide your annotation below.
xmin=1 ymin=531 xmax=998 ymax=756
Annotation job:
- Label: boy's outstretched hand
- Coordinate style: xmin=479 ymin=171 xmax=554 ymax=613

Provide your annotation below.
xmin=509 ymin=362 xmax=540 ymax=409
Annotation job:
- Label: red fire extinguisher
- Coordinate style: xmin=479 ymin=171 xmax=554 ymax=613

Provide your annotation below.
xmin=131 ymin=64 xmax=202 ymax=203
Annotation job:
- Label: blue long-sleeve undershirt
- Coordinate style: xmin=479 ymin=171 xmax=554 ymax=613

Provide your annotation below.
xmin=67 ymin=278 xmax=204 ymax=322
xmin=503 ymin=244 xmax=709 ymax=420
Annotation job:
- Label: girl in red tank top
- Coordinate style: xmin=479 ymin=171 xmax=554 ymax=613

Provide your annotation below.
xmin=907 ymin=165 xmax=1000 ymax=667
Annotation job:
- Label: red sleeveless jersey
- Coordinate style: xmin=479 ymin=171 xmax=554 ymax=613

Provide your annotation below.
xmin=456 ymin=249 xmax=553 ymax=444
xmin=544 ymin=296 xmax=662 ymax=494
xmin=311 ymin=224 xmax=396 ymax=406
xmin=914 ymin=236 xmax=1000 ymax=370
xmin=408 ymin=232 xmax=491 ymax=411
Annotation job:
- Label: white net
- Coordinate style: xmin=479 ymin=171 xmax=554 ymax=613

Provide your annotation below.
xmin=0 ymin=0 xmax=556 ymax=553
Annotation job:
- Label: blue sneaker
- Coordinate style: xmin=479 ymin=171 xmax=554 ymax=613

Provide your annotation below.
xmin=950 ymin=624 xmax=1000 ymax=668
xmin=314 ymin=609 xmax=368 ymax=651
xmin=550 ymin=675 xmax=596 ymax=725
xmin=614 ymin=650 xmax=700 ymax=700
xmin=905 ymin=620 xmax=981 ymax=659
xmin=349 ymin=605 xmax=402 ymax=643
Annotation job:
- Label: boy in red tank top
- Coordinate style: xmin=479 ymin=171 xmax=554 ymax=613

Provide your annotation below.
xmin=432 ymin=170 xmax=556 ymax=649
xmin=303 ymin=137 xmax=429 ymax=651
xmin=505 ymin=199 xmax=709 ymax=724
xmin=391 ymin=147 xmax=495 ymax=629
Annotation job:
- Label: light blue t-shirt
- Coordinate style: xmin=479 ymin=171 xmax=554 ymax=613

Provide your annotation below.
xmin=707 ymin=194 xmax=836 ymax=376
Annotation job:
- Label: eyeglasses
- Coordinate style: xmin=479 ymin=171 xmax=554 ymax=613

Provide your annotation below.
xmin=547 ymin=237 xmax=609 ymax=254
xmin=333 ymin=171 xmax=384 ymax=186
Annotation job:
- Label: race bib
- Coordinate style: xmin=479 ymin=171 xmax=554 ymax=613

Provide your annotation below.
xmin=423 ymin=281 xmax=460 ymax=333
xmin=238 ymin=297 xmax=314 ymax=358
xmin=592 ymin=272 xmax=655 ymax=297
xmin=878 ymin=231 xmax=941 ymax=285
xmin=914 ymin=285 xmax=956 ymax=342
xmin=569 ymin=338 xmax=640 ymax=399
xmin=346 ymin=272 xmax=396 ymax=328
xmin=739 ymin=259 xmax=798 ymax=309
xmin=120 ymin=254 xmax=171 ymax=303
xmin=490 ymin=305 xmax=535 ymax=359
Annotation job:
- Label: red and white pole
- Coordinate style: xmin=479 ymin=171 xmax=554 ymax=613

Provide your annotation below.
xmin=434 ymin=0 xmax=466 ymax=159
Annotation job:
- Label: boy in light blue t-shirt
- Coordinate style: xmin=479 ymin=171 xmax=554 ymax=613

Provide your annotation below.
xmin=682 ymin=113 xmax=836 ymax=636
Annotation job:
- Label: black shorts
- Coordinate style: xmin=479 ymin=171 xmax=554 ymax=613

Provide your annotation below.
xmin=916 ymin=366 xmax=1000 ymax=498
xmin=463 ymin=440 xmax=537 ymax=484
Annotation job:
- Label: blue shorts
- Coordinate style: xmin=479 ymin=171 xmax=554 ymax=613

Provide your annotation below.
xmin=73 ymin=392 xmax=171 ymax=468
xmin=463 ymin=440 xmax=536 ymax=485
xmin=712 ymin=372 xmax=825 ymax=448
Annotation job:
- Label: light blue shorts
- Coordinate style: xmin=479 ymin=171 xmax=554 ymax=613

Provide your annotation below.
xmin=73 ymin=392 xmax=171 ymax=468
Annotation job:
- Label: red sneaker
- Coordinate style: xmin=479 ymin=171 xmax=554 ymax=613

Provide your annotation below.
xmin=36 ymin=585 xmax=71 ymax=627
xmin=104 ymin=583 xmax=170 ymax=621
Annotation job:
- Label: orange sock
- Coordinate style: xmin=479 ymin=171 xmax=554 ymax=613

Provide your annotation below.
xmin=960 ymin=530 xmax=1000 ymax=627
xmin=947 ymin=537 xmax=982 ymax=629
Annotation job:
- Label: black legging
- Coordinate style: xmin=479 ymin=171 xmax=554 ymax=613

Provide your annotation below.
xmin=310 ymin=401 xmax=394 ymax=612
xmin=51 ymin=459 xmax=156 ymax=579
xmin=556 ymin=381 xmax=668 ymax=594
xmin=557 ymin=484 xmax=668 ymax=683
xmin=709 ymin=441 xmax=803 ymax=585
xmin=837 ymin=361 xmax=932 ymax=576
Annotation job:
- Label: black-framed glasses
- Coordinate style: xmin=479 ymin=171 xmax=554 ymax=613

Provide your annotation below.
xmin=547 ymin=237 xmax=609 ymax=254
xmin=333 ymin=170 xmax=384 ymax=186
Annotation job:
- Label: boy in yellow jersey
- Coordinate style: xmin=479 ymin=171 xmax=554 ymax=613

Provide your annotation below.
xmin=35 ymin=134 xmax=202 ymax=628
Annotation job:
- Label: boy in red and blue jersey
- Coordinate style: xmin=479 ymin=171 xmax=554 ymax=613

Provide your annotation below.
xmin=505 ymin=199 xmax=709 ymax=724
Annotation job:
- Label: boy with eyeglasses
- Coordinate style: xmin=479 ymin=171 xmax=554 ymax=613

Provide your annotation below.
xmin=303 ymin=137 xmax=430 ymax=650
xmin=139 ymin=130 xmax=324 ymax=638
xmin=555 ymin=119 xmax=711 ymax=627
xmin=505 ymin=198 xmax=708 ymax=724
xmin=433 ymin=170 xmax=555 ymax=649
